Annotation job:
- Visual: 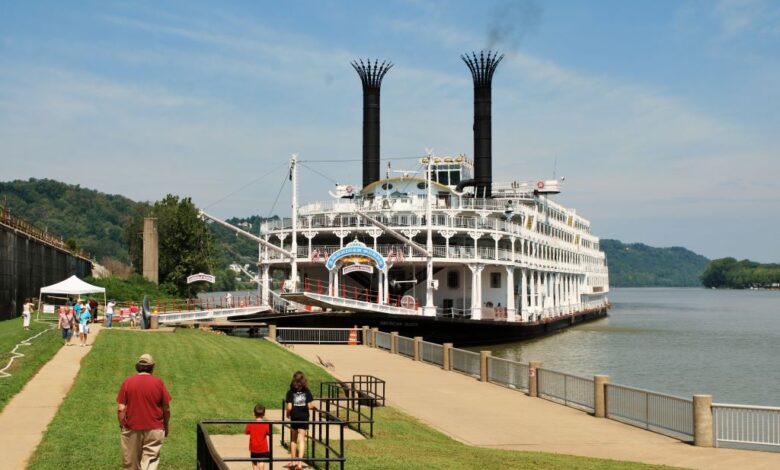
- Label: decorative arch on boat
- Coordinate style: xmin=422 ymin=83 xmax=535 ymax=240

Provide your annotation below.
xmin=325 ymin=239 xmax=386 ymax=272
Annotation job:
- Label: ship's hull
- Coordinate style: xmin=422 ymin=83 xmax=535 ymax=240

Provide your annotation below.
xmin=262 ymin=307 xmax=608 ymax=347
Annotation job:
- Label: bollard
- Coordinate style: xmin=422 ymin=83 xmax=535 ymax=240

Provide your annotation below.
xmin=362 ymin=326 xmax=370 ymax=346
xmin=149 ymin=315 xmax=159 ymax=330
xmin=594 ymin=375 xmax=609 ymax=418
xmin=370 ymin=328 xmax=378 ymax=348
xmin=442 ymin=343 xmax=453 ymax=371
xmin=413 ymin=337 xmax=422 ymax=361
xmin=528 ymin=361 xmax=543 ymax=397
xmin=479 ymin=351 xmax=491 ymax=382
xmin=268 ymin=324 xmax=277 ymax=342
xmin=390 ymin=332 xmax=398 ymax=354
xmin=693 ymin=394 xmax=714 ymax=447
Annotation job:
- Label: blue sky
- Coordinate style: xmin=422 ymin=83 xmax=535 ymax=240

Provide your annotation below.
xmin=1 ymin=0 xmax=778 ymax=261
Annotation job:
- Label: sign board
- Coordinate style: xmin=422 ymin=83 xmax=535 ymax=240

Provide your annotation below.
xmin=343 ymin=264 xmax=374 ymax=275
xmin=187 ymin=273 xmax=216 ymax=284
xmin=400 ymin=295 xmax=416 ymax=310
xmin=325 ymin=244 xmax=386 ymax=271
xmin=43 ymin=304 xmax=55 ymax=314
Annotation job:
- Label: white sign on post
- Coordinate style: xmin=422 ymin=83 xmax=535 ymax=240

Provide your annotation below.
xmin=187 ymin=273 xmax=216 ymax=284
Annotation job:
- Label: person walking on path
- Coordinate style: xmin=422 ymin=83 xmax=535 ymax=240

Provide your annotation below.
xmin=285 ymin=371 xmax=316 ymax=470
xmin=78 ymin=303 xmax=91 ymax=347
xmin=117 ymin=354 xmax=172 ymax=470
xmin=22 ymin=298 xmax=34 ymax=330
xmin=57 ymin=307 xmax=75 ymax=346
xmin=245 ymin=404 xmax=270 ymax=470
xmin=106 ymin=299 xmax=116 ymax=329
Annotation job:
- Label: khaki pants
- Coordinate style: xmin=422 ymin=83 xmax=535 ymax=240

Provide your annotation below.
xmin=121 ymin=428 xmax=165 ymax=470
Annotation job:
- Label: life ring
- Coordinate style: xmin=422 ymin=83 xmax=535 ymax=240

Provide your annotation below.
xmin=345 ymin=185 xmax=354 ymax=194
xmin=536 ymin=180 xmax=545 ymax=190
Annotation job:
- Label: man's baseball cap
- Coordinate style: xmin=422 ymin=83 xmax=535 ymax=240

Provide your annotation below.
xmin=137 ymin=354 xmax=155 ymax=365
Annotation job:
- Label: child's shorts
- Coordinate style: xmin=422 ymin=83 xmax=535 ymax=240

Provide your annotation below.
xmin=79 ymin=324 xmax=88 ymax=334
xmin=62 ymin=328 xmax=72 ymax=339
xmin=251 ymin=451 xmax=270 ymax=460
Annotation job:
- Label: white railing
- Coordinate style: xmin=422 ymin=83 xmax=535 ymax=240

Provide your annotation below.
xmin=420 ymin=341 xmax=444 ymax=366
xmin=605 ymin=384 xmax=693 ymax=441
xmin=450 ymin=348 xmax=480 ymax=378
xmin=276 ymin=327 xmax=359 ymax=344
xmin=396 ymin=335 xmax=415 ymax=358
xmin=157 ymin=306 xmax=268 ymax=324
xmin=538 ymin=368 xmax=595 ymax=412
xmin=713 ymin=403 xmax=780 ymax=452
xmin=487 ymin=356 xmax=528 ymax=392
xmin=375 ymin=331 xmax=391 ymax=350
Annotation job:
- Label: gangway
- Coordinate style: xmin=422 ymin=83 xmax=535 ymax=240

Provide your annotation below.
xmin=157 ymin=305 xmax=270 ymax=324
xmin=281 ymin=291 xmax=418 ymax=316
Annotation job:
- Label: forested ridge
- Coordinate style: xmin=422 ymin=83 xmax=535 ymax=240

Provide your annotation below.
xmin=601 ymin=239 xmax=710 ymax=287
xmin=4 ymin=178 xmax=749 ymax=289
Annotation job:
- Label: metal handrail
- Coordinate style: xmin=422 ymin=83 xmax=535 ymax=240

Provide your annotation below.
xmin=605 ymin=383 xmax=693 ymax=440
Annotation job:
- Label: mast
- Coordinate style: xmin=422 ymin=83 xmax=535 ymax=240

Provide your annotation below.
xmin=290 ymin=154 xmax=298 ymax=291
xmin=424 ymin=151 xmax=436 ymax=316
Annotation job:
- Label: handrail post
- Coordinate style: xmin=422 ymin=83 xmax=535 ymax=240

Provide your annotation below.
xmin=268 ymin=324 xmax=277 ymax=342
xmin=413 ymin=336 xmax=422 ymax=361
xmin=390 ymin=331 xmax=398 ymax=354
xmin=479 ymin=351 xmax=491 ymax=382
xmin=594 ymin=374 xmax=609 ymax=418
xmin=362 ymin=325 xmax=370 ymax=346
xmin=529 ymin=361 xmax=543 ymax=397
xmin=442 ymin=343 xmax=453 ymax=371
xmin=693 ymin=394 xmax=714 ymax=447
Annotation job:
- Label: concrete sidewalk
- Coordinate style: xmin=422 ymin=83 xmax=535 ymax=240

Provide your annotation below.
xmin=0 ymin=325 xmax=101 ymax=470
xmin=294 ymin=344 xmax=780 ymax=470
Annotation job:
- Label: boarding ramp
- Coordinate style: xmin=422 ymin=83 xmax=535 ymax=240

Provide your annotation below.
xmin=281 ymin=291 xmax=417 ymax=316
xmin=156 ymin=305 xmax=270 ymax=324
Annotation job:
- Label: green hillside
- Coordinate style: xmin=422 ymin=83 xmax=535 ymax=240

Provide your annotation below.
xmin=0 ymin=178 xmax=146 ymax=263
xmin=601 ymin=239 xmax=709 ymax=287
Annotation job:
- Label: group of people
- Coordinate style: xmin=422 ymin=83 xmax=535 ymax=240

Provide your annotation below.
xmin=57 ymin=299 xmax=96 ymax=347
xmin=116 ymin=357 xmax=316 ymax=470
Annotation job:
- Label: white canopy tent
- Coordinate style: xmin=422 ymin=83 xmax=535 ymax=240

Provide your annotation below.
xmin=38 ymin=275 xmax=106 ymax=319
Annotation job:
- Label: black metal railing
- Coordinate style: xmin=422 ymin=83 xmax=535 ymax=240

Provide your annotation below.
xmin=198 ymin=412 xmax=347 ymax=470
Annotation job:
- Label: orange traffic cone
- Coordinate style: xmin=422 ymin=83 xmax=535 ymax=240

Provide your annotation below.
xmin=348 ymin=325 xmax=358 ymax=346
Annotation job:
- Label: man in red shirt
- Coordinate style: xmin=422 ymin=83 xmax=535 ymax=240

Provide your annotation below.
xmin=117 ymin=354 xmax=172 ymax=470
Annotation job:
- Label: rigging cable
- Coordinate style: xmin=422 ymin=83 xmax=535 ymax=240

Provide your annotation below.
xmin=203 ymin=161 xmax=288 ymax=210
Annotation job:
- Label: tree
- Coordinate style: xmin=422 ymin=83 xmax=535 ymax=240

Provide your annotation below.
xmin=124 ymin=195 xmax=216 ymax=297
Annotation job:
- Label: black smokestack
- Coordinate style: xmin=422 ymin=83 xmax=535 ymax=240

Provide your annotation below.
xmin=352 ymin=59 xmax=393 ymax=189
xmin=462 ymin=51 xmax=503 ymax=198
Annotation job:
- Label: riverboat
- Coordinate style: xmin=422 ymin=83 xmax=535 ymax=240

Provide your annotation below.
xmin=212 ymin=51 xmax=610 ymax=345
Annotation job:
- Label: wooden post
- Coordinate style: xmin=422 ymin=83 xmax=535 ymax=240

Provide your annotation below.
xmin=370 ymin=328 xmax=378 ymax=348
xmin=362 ymin=325 xmax=370 ymax=346
xmin=390 ymin=331 xmax=398 ymax=354
xmin=268 ymin=324 xmax=277 ymax=342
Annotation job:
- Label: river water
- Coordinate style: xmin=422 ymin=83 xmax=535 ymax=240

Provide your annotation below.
xmin=477 ymin=288 xmax=780 ymax=407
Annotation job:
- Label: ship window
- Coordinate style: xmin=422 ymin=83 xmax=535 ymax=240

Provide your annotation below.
xmin=450 ymin=171 xmax=461 ymax=185
xmin=447 ymin=271 xmax=459 ymax=289
xmin=437 ymin=171 xmax=449 ymax=185
xmin=382 ymin=183 xmax=393 ymax=190
xmin=490 ymin=272 xmax=501 ymax=288
xmin=417 ymin=182 xmax=427 ymax=190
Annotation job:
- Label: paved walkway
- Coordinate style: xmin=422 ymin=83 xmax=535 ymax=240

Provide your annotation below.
xmin=0 ymin=325 xmax=101 ymax=470
xmin=293 ymin=344 xmax=780 ymax=470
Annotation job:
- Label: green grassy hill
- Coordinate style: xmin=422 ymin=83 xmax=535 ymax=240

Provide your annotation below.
xmin=601 ymin=239 xmax=709 ymax=287
xmin=0 ymin=178 xmax=146 ymax=263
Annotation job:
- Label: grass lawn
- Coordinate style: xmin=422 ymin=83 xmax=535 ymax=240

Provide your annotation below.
xmin=28 ymin=328 xmax=683 ymax=470
xmin=0 ymin=317 xmax=61 ymax=412
xmin=27 ymin=328 xmax=333 ymax=470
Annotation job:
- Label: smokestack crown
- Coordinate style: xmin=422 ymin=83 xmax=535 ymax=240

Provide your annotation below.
xmin=351 ymin=59 xmax=393 ymax=89
xmin=462 ymin=51 xmax=504 ymax=87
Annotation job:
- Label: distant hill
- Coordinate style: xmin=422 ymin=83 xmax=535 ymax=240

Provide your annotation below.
xmin=601 ymin=239 xmax=710 ymax=287
xmin=0 ymin=178 xmax=146 ymax=263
